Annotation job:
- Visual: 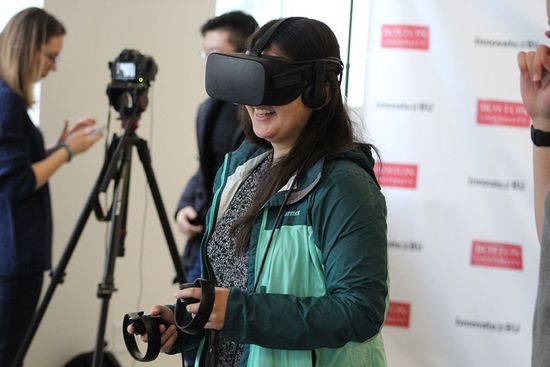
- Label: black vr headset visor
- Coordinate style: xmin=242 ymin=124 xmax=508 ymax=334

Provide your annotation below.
xmin=205 ymin=17 xmax=343 ymax=106
xmin=205 ymin=52 xmax=342 ymax=106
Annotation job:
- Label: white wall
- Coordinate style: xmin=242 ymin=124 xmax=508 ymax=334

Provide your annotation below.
xmin=27 ymin=1 xmax=215 ymax=366
xmin=364 ymin=1 xmax=543 ymax=366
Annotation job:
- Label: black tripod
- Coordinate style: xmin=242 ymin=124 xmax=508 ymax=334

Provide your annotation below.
xmin=12 ymin=120 xmax=186 ymax=367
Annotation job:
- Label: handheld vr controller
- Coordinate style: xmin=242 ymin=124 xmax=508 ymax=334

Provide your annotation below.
xmin=122 ymin=278 xmax=215 ymax=361
xmin=175 ymin=278 xmax=216 ymax=335
xmin=122 ymin=311 xmax=171 ymax=362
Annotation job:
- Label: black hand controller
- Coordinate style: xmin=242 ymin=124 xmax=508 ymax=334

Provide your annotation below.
xmin=122 ymin=311 xmax=172 ymax=362
xmin=175 ymin=278 xmax=215 ymax=335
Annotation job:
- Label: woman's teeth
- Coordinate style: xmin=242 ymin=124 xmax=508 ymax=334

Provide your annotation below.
xmin=255 ymin=108 xmax=275 ymax=116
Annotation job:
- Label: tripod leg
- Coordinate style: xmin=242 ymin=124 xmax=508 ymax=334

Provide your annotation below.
xmin=134 ymin=137 xmax=187 ymax=284
xmin=92 ymin=143 xmax=133 ymax=367
xmin=11 ymin=169 xmax=104 ymax=367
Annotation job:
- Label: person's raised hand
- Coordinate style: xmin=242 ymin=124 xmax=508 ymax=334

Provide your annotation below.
xmin=518 ymin=42 xmax=550 ymax=128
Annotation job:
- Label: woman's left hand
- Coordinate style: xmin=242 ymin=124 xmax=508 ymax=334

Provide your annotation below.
xmin=58 ymin=117 xmax=96 ymax=144
xmin=175 ymin=286 xmax=230 ymax=330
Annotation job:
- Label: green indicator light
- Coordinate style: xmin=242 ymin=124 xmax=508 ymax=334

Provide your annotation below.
xmin=138 ymin=77 xmax=144 ymax=83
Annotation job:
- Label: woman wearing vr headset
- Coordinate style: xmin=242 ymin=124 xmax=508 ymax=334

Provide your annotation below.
xmin=131 ymin=17 xmax=388 ymax=367
xmin=0 ymin=8 xmax=102 ymax=366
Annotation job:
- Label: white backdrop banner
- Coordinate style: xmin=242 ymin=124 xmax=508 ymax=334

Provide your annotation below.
xmin=363 ymin=1 xmax=547 ymax=366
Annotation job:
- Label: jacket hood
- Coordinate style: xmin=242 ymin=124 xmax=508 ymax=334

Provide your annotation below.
xmin=339 ymin=146 xmax=380 ymax=189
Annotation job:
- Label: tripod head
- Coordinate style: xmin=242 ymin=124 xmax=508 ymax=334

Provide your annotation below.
xmin=106 ymin=49 xmax=157 ymax=122
xmin=100 ymin=49 xmax=158 ymax=205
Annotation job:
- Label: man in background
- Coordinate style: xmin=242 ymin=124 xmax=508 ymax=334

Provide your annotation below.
xmin=174 ymin=11 xmax=257 ymax=366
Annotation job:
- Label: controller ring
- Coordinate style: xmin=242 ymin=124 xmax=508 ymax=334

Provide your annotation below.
xmin=122 ymin=311 xmax=165 ymax=362
xmin=175 ymin=278 xmax=216 ymax=335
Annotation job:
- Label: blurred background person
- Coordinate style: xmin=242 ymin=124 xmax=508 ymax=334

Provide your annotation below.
xmin=175 ymin=11 xmax=258 ymax=283
xmin=174 ymin=11 xmax=257 ymax=366
xmin=0 ymin=7 xmax=102 ymax=366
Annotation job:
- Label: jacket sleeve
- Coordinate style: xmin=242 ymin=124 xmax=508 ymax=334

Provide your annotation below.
xmin=0 ymin=94 xmax=37 ymax=201
xmin=175 ymin=104 xmax=207 ymax=217
xmin=175 ymin=170 xmax=205 ymax=216
xmin=221 ymin=166 xmax=388 ymax=349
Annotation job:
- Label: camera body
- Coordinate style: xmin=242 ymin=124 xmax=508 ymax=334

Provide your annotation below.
xmin=106 ymin=49 xmax=158 ymax=120
xmin=110 ymin=49 xmax=157 ymax=84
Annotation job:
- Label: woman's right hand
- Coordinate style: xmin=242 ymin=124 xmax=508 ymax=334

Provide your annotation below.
xmin=65 ymin=124 xmax=103 ymax=156
xmin=176 ymin=206 xmax=204 ymax=237
xmin=126 ymin=305 xmax=179 ymax=353
xmin=57 ymin=117 xmax=96 ymax=145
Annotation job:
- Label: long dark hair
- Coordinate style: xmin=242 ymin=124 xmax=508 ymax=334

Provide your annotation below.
xmin=231 ymin=18 xmax=376 ymax=253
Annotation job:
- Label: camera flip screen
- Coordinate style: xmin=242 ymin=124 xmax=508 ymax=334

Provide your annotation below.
xmin=115 ymin=62 xmax=136 ymax=81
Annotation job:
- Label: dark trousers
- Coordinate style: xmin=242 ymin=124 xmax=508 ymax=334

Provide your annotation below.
xmin=0 ymin=273 xmax=43 ymax=367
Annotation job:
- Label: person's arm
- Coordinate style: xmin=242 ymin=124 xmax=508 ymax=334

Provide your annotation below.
xmin=533 ymin=123 xmax=550 ymax=240
xmin=518 ymin=42 xmax=550 ymax=240
xmin=0 ymin=95 xmax=46 ymax=199
xmin=32 ymin=124 xmax=102 ymax=189
xmin=175 ymin=171 xmax=207 ymax=237
xmin=176 ymin=100 xmax=212 ymax=217
xmin=31 ymin=146 xmax=71 ymax=189
xmin=0 ymin=132 xmax=37 ymax=201
xmin=176 ymin=172 xmax=205 ymax=214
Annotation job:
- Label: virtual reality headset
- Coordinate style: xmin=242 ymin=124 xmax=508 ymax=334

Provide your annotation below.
xmin=205 ymin=52 xmax=343 ymax=106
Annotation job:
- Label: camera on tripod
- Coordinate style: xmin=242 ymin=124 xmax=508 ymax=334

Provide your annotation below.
xmin=13 ymin=48 xmax=187 ymax=367
xmin=106 ymin=49 xmax=157 ymax=121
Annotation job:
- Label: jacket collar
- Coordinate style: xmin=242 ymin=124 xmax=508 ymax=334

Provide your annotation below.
xmin=225 ymin=142 xmax=324 ymax=207
xmin=225 ymin=141 xmax=378 ymax=208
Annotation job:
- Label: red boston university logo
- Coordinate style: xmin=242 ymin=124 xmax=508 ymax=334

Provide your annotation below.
xmin=385 ymin=302 xmax=411 ymax=328
xmin=381 ymin=25 xmax=430 ymax=50
xmin=470 ymin=241 xmax=523 ymax=270
xmin=477 ymin=99 xmax=530 ymax=127
xmin=374 ymin=162 xmax=418 ymax=189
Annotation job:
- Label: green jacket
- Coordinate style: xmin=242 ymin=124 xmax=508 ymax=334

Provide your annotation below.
xmin=184 ymin=141 xmax=388 ymax=367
